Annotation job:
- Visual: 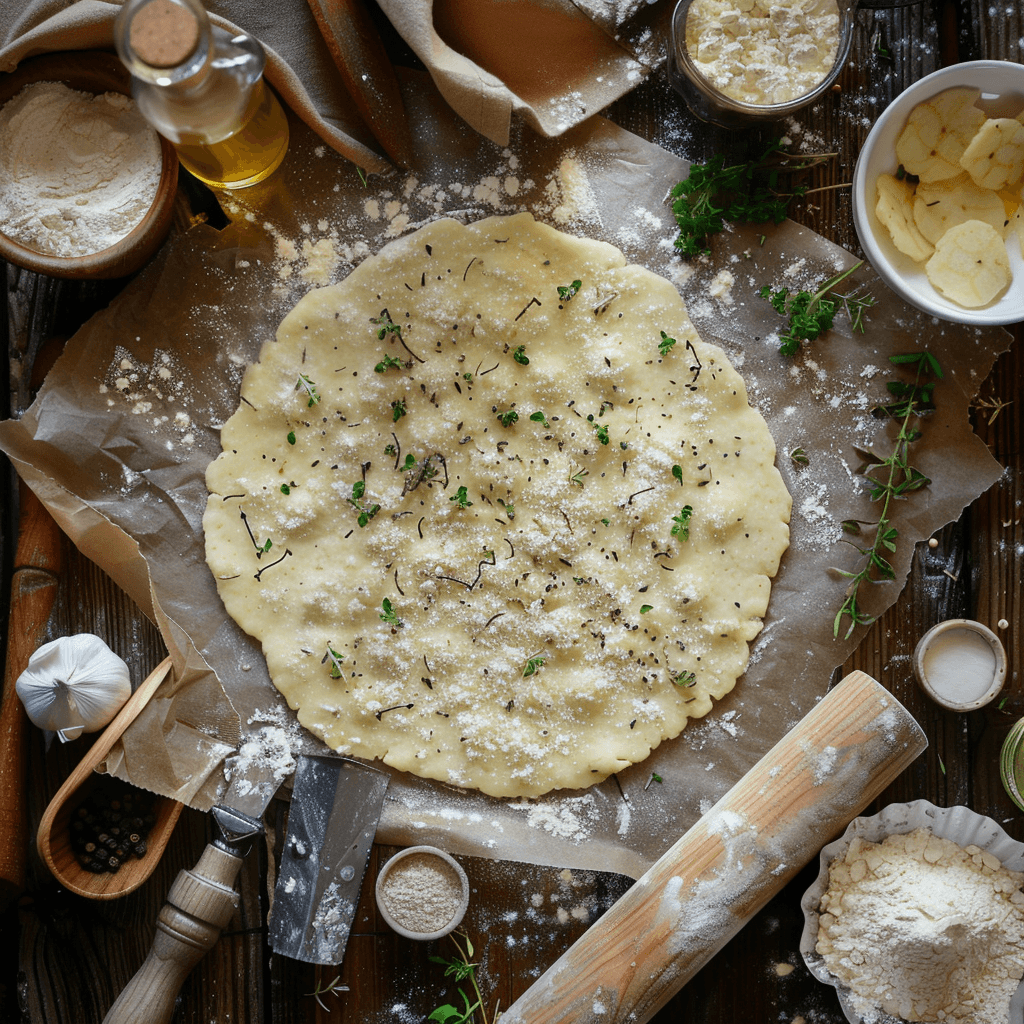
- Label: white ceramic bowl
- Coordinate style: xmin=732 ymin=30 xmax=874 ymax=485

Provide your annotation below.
xmin=852 ymin=60 xmax=1024 ymax=326
xmin=912 ymin=618 xmax=1007 ymax=711
xmin=800 ymin=800 xmax=1024 ymax=1023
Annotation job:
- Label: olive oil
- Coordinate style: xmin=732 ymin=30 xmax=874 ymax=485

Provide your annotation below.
xmin=115 ymin=0 xmax=288 ymax=191
xmin=172 ymin=79 xmax=289 ymax=190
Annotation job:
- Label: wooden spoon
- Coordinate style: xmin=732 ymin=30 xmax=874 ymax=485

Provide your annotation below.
xmin=37 ymin=657 xmax=184 ymax=900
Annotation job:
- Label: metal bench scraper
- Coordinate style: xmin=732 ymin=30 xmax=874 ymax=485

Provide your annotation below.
xmin=269 ymin=755 xmax=389 ymax=964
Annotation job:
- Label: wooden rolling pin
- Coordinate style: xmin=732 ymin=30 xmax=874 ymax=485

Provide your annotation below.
xmin=501 ymin=670 xmax=927 ymax=1024
xmin=0 ymin=484 xmax=62 ymax=910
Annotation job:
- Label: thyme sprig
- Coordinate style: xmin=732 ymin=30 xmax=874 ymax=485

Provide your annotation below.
xmin=833 ymin=352 xmax=942 ymax=639
xmin=296 ymin=374 xmax=320 ymax=407
xmin=670 ymin=140 xmax=832 ymax=257
xmin=759 ymin=261 xmax=875 ymax=356
xmin=428 ymin=932 xmax=499 ymax=1024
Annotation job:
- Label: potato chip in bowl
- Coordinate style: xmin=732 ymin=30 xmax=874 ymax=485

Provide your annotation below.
xmin=852 ymin=60 xmax=1024 ymax=325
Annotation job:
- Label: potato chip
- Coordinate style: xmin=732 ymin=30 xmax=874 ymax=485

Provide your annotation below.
xmin=875 ymin=173 xmax=934 ymax=261
xmin=925 ymin=219 xmax=1011 ymax=307
xmin=1011 ymin=197 xmax=1024 ymax=259
xmin=959 ymin=117 xmax=1024 ymax=191
xmin=913 ymin=172 xmax=1008 ymax=244
xmin=895 ymin=86 xmax=986 ymax=182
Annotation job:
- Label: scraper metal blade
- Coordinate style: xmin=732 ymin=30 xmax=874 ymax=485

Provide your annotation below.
xmin=269 ymin=755 xmax=389 ymax=964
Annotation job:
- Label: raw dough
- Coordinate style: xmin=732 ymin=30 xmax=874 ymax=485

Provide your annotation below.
xmin=204 ymin=213 xmax=791 ymax=798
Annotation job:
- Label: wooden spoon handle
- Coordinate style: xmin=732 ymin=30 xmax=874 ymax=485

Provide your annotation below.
xmin=0 ymin=484 xmax=62 ymax=909
xmin=101 ymin=843 xmax=244 ymax=1024
xmin=501 ymin=671 xmax=928 ymax=1024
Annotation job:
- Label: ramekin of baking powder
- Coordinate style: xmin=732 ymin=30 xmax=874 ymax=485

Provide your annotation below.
xmin=375 ymin=845 xmax=470 ymax=941
xmin=912 ymin=618 xmax=1007 ymax=712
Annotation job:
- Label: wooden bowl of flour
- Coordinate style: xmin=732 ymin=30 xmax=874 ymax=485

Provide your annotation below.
xmin=0 ymin=51 xmax=177 ymax=279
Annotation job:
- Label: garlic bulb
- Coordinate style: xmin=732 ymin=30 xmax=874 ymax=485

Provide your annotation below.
xmin=16 ymin=634 xmax=132 ymax=742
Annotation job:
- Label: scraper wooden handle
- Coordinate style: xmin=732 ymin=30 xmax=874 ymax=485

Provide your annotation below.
xmin=101 ymin=844 xmax=243 ymax=1024
xmin=501 ymin=670 xmax=927 ymax=1024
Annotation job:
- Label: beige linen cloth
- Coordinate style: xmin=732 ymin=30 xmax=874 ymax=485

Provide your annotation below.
xmin=0 ymin=0 xmax=670 ymax=170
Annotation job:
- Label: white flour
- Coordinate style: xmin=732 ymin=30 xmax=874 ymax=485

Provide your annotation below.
xmin=685 ymin=0 xmax=840 ymax=105
xmin=0 ymin=81 xmax=161 ymax=257
xmin=816 ymin=828 xmax=1024 ymax=1023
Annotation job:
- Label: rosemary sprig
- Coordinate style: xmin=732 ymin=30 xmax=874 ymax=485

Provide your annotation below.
xmin=307 ymin=971 xmax=348 ymax=1011
xmin=833 ymin=352 xmax=942 ymax=639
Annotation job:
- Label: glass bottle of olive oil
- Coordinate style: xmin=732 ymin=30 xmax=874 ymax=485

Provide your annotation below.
xmin=114 ymin=0 xmax=289 ymax=189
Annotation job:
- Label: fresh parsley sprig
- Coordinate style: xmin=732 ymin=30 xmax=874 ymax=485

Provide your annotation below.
xmin=833 ymin=352 xmax=942 ymax=639
xmin=759 ymin=261 xmax=875 ymax=356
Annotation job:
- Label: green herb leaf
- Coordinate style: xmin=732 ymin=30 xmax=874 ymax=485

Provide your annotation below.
xmin=449 ymin=486 xmax=473 ymax=509
xmin=673 ymin=670 xmax=697 ymax=687
xmin=371 ymin=310 xmax=402 ymax=340
xmin=287 ymin=431 xmax=296 ymax=445
xmin=659 ymin=331 xmax=677 ymax=356
xmin=497 ymin=408 xmax=519 ymax=427
xmin=380 ymin=598 xmax=403 ymax=627
xmin=529 ymin=410 xmax=549 ymax=427
xmin=324 ymin=646 xmax=345 ymax=678
xmin=557 ymin=279 xmax=582 ymax=301
xmin=640 ymin=604 xmax=653 ymax=614
xmin=512 ymin=345 xmax=530 ymax=365
xmin=391 ymin=399 xmax=407 ymax=422
xmin=280 ymin=483 xmax=291 ymax=494
xmin=296 ymin=374 xmax=321 ymax=407
xmin=523 ymin=655 xmax=546 ymax=677
xmin=375 ymin=353 xmax=403 ymax=374
xmin=671 ymin=505 xmax=694 ymax=540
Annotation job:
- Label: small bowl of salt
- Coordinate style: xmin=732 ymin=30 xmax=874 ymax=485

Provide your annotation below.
xmin=912 ymin=618 xmax=1007 ymax=712
xmin=375 ymin=845 xmax=470 ymax=941
xmin=0 ymin=50 xmax=177 ymax=280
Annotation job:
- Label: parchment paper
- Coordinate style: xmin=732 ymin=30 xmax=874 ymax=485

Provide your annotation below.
xmin=0 ymin=78 xmax=1009 ymax=879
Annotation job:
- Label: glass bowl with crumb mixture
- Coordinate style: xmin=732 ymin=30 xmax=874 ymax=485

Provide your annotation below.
xmin=667 ymin=0 xmax=858 ymax=127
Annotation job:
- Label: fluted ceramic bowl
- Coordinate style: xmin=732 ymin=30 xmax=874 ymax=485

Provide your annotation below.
xmin=800 ymin=800 xmax=1024 ymax=1023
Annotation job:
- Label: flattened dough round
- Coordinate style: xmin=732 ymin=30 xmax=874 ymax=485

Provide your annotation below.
xmin=204 ymin=213 xmax=791 ymax=798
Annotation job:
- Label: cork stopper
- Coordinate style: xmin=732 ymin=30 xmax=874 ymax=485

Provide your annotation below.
xmin=128 ymin=0 xmax=200 ymax=69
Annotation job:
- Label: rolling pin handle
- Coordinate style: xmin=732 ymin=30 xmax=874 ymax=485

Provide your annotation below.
xmin=101 ymin=843 xmax=244 ymax=1024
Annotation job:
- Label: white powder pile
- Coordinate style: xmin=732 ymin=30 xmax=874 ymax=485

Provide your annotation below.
xmin=816 ymin=828 xmax=1024 ymax=1023
xmin=378 ymin=852 xmax=464 ymax=934
xmin=685 ymin=0 xmax=840 ymax=106
xmin=0 ymin=81 xmax=162 ymax=257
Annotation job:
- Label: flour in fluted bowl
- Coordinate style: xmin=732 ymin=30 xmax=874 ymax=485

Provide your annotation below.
xmin=0 ymin=81 xmax=162 ymax=257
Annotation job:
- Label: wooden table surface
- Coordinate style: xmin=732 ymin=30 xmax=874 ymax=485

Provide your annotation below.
xmin=3 ymin=2 xmax=1023 ymax=1022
